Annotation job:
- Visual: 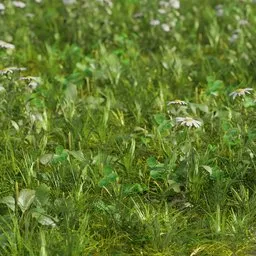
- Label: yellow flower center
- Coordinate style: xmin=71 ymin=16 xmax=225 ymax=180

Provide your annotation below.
xmin=236 ymin=89 xmax=245 ymax=93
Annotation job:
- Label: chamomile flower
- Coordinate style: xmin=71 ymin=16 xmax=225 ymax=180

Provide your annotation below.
xmin=150 ymin=19 xmax=160 ymax=26
xmin=238 ymin=19 xmax=249 ymax=26
xmin=159 ymin=1 xmax=170 ymax=8
xmin=29 ymin=81 xmax=39 ymax=90
xmin=159 ymin=0 xmax=180 ymax=9
xmin=229 ymin=88 xmax=253 ymax=100
xmin=229 ymin=34 xmax=239 ymax=43
xmin=0 ymin=3 xmax=5 ymax=11
xmin=169 ymin=0 xmax=180 ymax=9
xmin=12 ymin=1 xmax=26 ymax=8
xmin=161 ymin=24 xmax=170 ymax=32
xmin=20 ymin=76 xmax=41 ymax=90
xmin=0 ymin=40 xmax=15 ymax=49
xmin=0 ymin=85 xmax=5 ymax=93
xmin=0 ymin=67 xmax=26 ymax=75
xmin=62 ymin=0 xmax=76 ymax=5
xmin=167 ymin=99 xmax=187 ymax=105
xmin=158 ymin=9 xmax=166 ymax=14
xmin=215 ymin=4 xmax=224 ymax=17
xmin=133 ymin=12 xmax=143 ymax=19
xmin=229 ymin=29 xmax=240 ymax=43
xmin=26 ymin=13 xmax=35 ymax=18
xmin=176 ymin=117 xmax=202 ymax=128
xmin=20 ymin=76 xmax=40 ymax=81
xmin=96 ymin=0 xmax=113 ymax=7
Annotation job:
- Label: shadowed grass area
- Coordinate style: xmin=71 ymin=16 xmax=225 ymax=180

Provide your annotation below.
xmin=0 ymin=0 xmax=256 ymax=255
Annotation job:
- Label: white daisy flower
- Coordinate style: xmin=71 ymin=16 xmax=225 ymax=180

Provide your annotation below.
xmin=104 ymin=0 xmax=113 ymax=7
xmin=0 ymin=67 xmax=26 ymax=75
xmin=20 ymin=76 xmax=41 ymax=89
xmin=133 ymin=12 xmax=143 ymax=19
xmin=169 ymin=0 xmax=180 ymax=9
xmin=167 ymin=99 xmax=187 ymax=105
xmin=215 ymin=5 xmax=224 ymax=17
xmin=150 ymin=19 xmax=160 ymax=26
xmin=29 ymin=81 xmax=39 ymax=90
xmin=176 ymin=117 xmax=202 ymax=128
xmin=26 ymin=13 xmax=35 ymax=18
xmin=0 ymin=85 xmax=6 ymax=93
xmin=96 ymin=0 xmax=113 ymax=6
xmin=229 ymin=33 xmax=239 ymax=43
xmin=229 ymin=88 xmax=253 ymax=100
xmin=20 ymin=76 xmax=40 ymax=81
xmin=62 ymin=0 xmax=76 ymax=5
xmin=238 ymin=19 xmax=249 ymax=26
xmin=159 ymin=1 xmax=169 ymax=8
xmin=12 ymin=1 xmax=26 ymax=8
xmin=229 ymin=29 xmax=240 ymax=43
xmin=161 ymin=24 xmax=170 ymax=32
xmin=158 ymin=9 xmax=166 ymax=14
xmin=0 ymin=40 xmax=15 ymax=49
xmin=0 ymin=3 xmax=5 ymax=11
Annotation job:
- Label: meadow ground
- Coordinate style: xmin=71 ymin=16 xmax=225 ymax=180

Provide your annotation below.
xmin=0 ymin=0 xmax=256 ymax=255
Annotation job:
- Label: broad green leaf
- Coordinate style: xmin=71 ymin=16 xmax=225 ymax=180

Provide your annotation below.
xmin=37 ymin=215 xmax=56 ymax=227
xmin=150 ymin=170 xmax=165 ymax=180
xmin=0 ymin=196 xmax=15 ymax=211
xmin=107 ymin=173 xmax=118 ymax=182
xmin=40 ymin=154 xmax=54 ymax=165
xmin=243 ymin=98 xmax=255 ymax=108
xmin=65 ymin=83 xmax=77 ymax=102
xmin=11 ymin=120 xmax=19 ymax=131
xmin=35 ymin=184 xmax=50 ymax=206
xmin=168 ymin=180 xmax=181 ymax=193
xmin=197 ymin=104 xmax=209 ymax=113
xmin=68 ymin=150 xmax=85 ymax=162
xmin=18 ymin=189 xmax=35 ymax=213
xmin=98 ymin=173 xmax=118 ymax=187
xmin=103 ymin=165 xmax=114 ymax=176
xmin=153 ymin=113 xmax=166 ymax=125
xmin=55 ymin=145 xmax=65 ymax=155
xmin=0 ymin=85 xmax=6 ymax=93
xmin=123 ymin=183 xmax=147 ymax=196
xmin=202 ymin=165 xmax=213 ymax=176
xmin=158 ymin=120 xmax=172 ymax=132
xmin=190 ymin=103 xmax=209 ymax=114
xmin=52 ymin=147 xmax=69 ymax=163
xmin=147 ymin=157 xmax=157 ymax=168
xmin=32 ymin=209 xmax=57 ymax=227
xmin=85 ymin=96 xmax=104 ymax=109
xmin=206 ymin=76 xmax=224 ymax=96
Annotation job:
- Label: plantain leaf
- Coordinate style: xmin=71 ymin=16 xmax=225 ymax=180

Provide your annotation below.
xmin=18 ymin=189 xmax=35 ymax=213
xmin=0 ymin=196 xmax=15 ymax=211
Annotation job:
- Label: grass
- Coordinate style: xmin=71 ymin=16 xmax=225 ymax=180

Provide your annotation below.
xmin=0 ymin=0 xmax=256 ymax=255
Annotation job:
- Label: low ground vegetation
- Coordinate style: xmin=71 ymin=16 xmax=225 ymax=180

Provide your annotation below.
xmin=0 ymin=0 xmax=256 ymax=255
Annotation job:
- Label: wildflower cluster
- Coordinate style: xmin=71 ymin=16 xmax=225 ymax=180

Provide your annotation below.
xmin=12 ymin=1 xmax=26 ymax=8
xmin=167 ymin=87 xmax=254 ymax=129
xmin=0 ymin=40 xmax=15 ymax=50
xmin=0 ymin=2 xmax=5 ymax=12
xmin=0 ymin=64 xmax=43 ymax=133
xmin=149 ymin=0 xmax=180 ymax=33
xmin=167 ymin=99 xmax=202 ymax=128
